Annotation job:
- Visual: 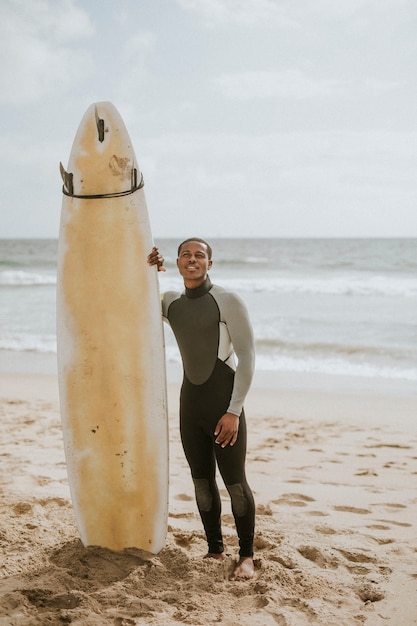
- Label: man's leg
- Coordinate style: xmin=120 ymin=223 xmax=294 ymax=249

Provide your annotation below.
xmin=180 ymin=389 xmax=224 ymax=555
xmin=215 ymin=410 xmax=256 ymax=573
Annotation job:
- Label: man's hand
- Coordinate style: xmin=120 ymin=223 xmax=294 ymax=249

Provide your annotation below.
xmin=147 ymin=246 xmax=166 ymax=272
xmin=214 ymin=412 xmax=239 ymax=448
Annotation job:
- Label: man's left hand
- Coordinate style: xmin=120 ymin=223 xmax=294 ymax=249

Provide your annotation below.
xmin=214 ymin=413 xmax=239 ymax=448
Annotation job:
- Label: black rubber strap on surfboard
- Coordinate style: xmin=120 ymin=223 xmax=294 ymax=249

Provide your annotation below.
xmin=60 ymin=163 xmax=144 ymax=199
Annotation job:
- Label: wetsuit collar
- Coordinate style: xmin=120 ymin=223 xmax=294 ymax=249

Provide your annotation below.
xmin=185 ymin=276 xmax=213 ymax=299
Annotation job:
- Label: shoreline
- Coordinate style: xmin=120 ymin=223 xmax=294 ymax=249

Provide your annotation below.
xmin=2 ymin=349 xmax=417 ymax=437
xmin=1 ymin=347 xmax=416 ymax=394
xmin=1 ymin=365 xmax=416 ymax=425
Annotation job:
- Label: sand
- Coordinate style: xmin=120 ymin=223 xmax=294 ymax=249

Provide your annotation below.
xmin=1 ymin=367 xmax=417 ymax=625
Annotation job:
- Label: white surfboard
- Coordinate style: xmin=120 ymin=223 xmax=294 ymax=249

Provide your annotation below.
xmin=57 ymin=102 xmax=168 ymax=553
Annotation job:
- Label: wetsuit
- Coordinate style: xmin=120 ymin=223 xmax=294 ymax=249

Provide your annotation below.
xmin=162 ymin=276 xmax=255 ymax=557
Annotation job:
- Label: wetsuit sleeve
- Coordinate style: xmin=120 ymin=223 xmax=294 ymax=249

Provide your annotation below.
xmin=161 ymin=291 xmax=180 ymax=322
xmin=219 ymin=292 xmax=255 ymax=416
xmin=161 ymin=293 xmax=168 ymax=321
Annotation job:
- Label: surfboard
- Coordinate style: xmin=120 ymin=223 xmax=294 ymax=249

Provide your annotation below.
xmin=57 ymin=102 xmax=168 ymax=553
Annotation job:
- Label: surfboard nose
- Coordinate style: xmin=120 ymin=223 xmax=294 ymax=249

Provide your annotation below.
xmin=60 ymin=102 xmax=144 ymax=199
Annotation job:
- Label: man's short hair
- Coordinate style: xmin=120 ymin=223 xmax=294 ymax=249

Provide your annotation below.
xmin=177 ymin=238 xmax=212 ymax=260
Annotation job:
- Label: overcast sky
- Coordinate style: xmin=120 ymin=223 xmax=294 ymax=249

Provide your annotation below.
xmin=1 ymin=0 xmax=416 ymax=238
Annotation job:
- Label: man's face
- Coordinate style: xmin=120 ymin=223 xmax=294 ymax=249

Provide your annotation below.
xmin=177 ymin=240 xmax=212 ymax=286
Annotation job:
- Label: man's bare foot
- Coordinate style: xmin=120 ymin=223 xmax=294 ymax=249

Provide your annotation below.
xmin=230 ymin=556 xmax=255 ymax=581
xmin=204 ymin=552 xmax=226 ymax=562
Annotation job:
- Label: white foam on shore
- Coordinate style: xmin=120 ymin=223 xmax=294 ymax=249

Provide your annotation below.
xmin=0 ymin=270 xmax=56 ymax=286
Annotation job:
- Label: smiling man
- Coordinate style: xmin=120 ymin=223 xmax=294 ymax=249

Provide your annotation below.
xmin=148 ymin=238 xmax=256 ymax=581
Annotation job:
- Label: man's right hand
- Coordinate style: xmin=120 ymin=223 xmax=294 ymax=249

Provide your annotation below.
xmin=147 ymin=246 xmax=166 ymax=272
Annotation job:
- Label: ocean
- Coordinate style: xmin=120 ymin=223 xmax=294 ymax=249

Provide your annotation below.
xmin=0 ymin=238 xmax=416 ymax=386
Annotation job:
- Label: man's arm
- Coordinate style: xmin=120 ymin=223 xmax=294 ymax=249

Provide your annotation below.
xmin=213 ymin=290 xmax=255 ymax=447
xmin=221 ymin=291 xmax=255 ymax=416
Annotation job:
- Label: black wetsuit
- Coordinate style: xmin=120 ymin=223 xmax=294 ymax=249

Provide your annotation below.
xmin=162 ymin=276 xmax=255 ymax=556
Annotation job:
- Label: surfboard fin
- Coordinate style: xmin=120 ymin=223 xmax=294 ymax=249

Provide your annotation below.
xmin=95 ymin=106 xmax=105 ymax=143
xmin=60 ymin=162 xmax=74 ymax=196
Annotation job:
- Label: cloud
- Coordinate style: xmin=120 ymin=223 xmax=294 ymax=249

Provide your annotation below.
xmin=302 ymin=0 xmax=416 ymax=21
xmin=112 ymin=31 xmax=158 ymax=127
xmin=211 ymin=70 xmax=407 ymax=103
xmin=212 ymin=69 xmax=347 ymax=100
xmin=0 ymin=0 xmax=94 ymax=105
xmin=122 ymin=31 xmax=156 ymax=65
xmin=176 ymin=0 xmax=297 ymax=28
xmin=364 ymin=78 xmax=407 ymax=92
xmin=136 ymin=128 xmax=417 ymax=238
xmin=176 ymin=0 xmax=413 ymax=27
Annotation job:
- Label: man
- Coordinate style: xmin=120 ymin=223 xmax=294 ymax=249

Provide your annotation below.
xmin=148 ymin=238 xmax=256 ymax=581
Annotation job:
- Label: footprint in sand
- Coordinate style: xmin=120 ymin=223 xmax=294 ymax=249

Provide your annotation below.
xmin=256 ymin=503 xmax=273 ymax=516
xmin=384 ymin=461 xmax=408 ymax=469
xmin=372 ymin=536 xmax=395 ymax=545
xmin=263 ymin=437 xmax=281 ymax=447
xmin=381 ymin=502 xmax=407 ymax=509
xmin=347 ymin=564 xmax=371 ymax=575
xmin=315 ymin=525 xmax=337 ymax=535
xmin=297 ymin=545 xmax=339 ymax=569
xmin=168 ymin=512 xmax=196 ymax=521
xmin=336 ymin=548 xmax=377 ymax=564
xmin=366 ymin=524 xmax=391 ymax=530
xmin=50 ymin=541 xmax=146 ymax=584
xmin=12 ymin=502 xmax=33 ymax=515
xmin=273 ymin=493 xmax=316 ymax=507
xmin=365 ymin=443 xmax=412 ymax=450
xmin=377 ymin=518 xmax=412 ymax=528
xmin=355 ymin=469 xmax=378 ymax=476
xmin=174 ymin=493 xmax=193 ymax=501
xmin=308 ymin=510 xmax=329 ymax=517
xmin=251 ymin=454 xmax=275 ymax=463
xmin=333 ymin=505 xmax=371 ymax=515
xmin=356 ymin=582 xmax=385 ymax=602
xmin=356 ymin=452 xmax=377 ymax=458
xmin=173 ymin=532 xmax=195 ymax=548
xmin=253 ymin=534 xmax=278 ymax=550
xmin=22 ymin=589 xmax=81 ymax=610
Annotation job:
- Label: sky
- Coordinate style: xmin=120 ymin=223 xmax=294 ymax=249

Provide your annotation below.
xmin=0 ymin=0 xmax=416 ymax=239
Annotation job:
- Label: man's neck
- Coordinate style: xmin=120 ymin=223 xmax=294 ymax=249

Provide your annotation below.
xmin=183 ymin=275 xmax=208 ymax=290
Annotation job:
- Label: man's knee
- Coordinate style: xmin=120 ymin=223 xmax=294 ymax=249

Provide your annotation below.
xmin=193 ymin=478 xmax=212 ymax=512
xmin=226 ymin=483 xmax=247 ymax=517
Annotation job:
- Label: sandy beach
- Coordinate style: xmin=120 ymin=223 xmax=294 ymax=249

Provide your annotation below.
xmin=1 ymin=364 xmax=417 ymax=625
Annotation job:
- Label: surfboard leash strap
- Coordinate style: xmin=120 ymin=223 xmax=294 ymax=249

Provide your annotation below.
xmin=59 ymin=163 xmax=144 ymax=199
